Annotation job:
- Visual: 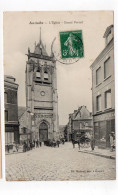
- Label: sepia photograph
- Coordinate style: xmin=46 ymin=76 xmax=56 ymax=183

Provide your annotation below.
xmin=3 ymin=11 xmax=115 ymax=181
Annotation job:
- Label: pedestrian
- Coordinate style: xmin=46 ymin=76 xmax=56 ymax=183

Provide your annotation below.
xmin=53 ymin=140 xmax=56 ymax=148
xmin=29 ymin=140 xmax=32 ymax=150
xmin=33 ymin=140 xmax=36 ymax=148
xmin=23 ymin=141 xmax=27 ymax=152
xmin=36 ymin=140 xmax=38 ymax=148
xmin=64 ymin=138 xmax=65 ymax=144
xmin=15 ymin=143 xmax=19 ymax=152
xmin=52 ymin=139 xmax=56 ymax=148
xmin=39 ymin=140 xmax=42 ymax=147
xmin=62 ymin=139 xmax=65 ymax=145
xmin=72 ymin=139 xmax=75 ymax=148
xmin=78 ymin=138 xmax=80 ymax=150
xmin=7 ymin=145 xmax=10 ymax=153
xmin=90 ymin=135 xmax=95 ymax=151
xmin=57 ymin=140 xmax=60 ymax=148
xmin=110 ymin=133 xmax=114 ymax=152
xmin=113 ymin=134 xmax=115 ymax=150
xmin=27 ymin=141 xmax=30 ymax=151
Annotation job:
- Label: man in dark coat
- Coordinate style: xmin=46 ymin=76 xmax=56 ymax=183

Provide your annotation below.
xmin=90 ymin=135 xmax=95 ymax=151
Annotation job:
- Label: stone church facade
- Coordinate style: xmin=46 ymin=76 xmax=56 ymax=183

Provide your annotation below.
xmin=25 ymin=35 xmax=59 ymax=141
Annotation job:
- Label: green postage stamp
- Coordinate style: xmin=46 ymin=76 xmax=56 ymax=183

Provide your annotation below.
xmin=60 ymin=30 xmax=84 ymax=59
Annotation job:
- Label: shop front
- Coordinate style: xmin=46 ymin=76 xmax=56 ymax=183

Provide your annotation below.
xmin=94 ymin=110 xmax=115 ymax=148
xmin=5 ymin=124 xmax=19 ymax=151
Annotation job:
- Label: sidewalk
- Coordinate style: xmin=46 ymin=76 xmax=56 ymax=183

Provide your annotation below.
xmin=78 ymin=146 xmax=116 ymax=159
xmin=6 ymin=146 xmax=23 ymax=155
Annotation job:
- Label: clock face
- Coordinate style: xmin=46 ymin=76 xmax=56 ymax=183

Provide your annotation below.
xmin=41 ymin=91 xmax=45 ymax=96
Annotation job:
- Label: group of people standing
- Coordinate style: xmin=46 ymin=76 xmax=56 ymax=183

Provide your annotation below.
xmin=23 ymin=139 xmax=42 ymax=152
xmin=22 ymin=138 xmax=66 ymax=152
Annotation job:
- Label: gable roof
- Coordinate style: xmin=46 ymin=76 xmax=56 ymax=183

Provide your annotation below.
xmin=73 ymin=106 xmax=92 ymax=120
xmin=74 ymin=106 xmax=82 ymax=118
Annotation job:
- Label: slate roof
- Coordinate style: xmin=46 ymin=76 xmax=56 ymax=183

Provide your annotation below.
xmin=4 ymin=75 xmax=15 ymax=80
xmin=103 ymin=25 xmax=113 ymax=38
xmin=73 ymin=106 xmax=92 ymax=120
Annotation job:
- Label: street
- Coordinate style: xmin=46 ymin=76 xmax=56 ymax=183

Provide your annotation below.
xmin=6 ymin=142 xmax=116 ymax=181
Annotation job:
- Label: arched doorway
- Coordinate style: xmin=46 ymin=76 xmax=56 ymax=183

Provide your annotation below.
xmin=39 ymin=122 xmax=48 ymax=141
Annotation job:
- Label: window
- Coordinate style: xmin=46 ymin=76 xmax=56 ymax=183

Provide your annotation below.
xmin=104 ymin=57 xmax=111 ymax=79
xmin=36 ymin=67 xmax=41 ymax=79
xmin=36 ymin=71 xmax=41 ymax=78
xmin=21 ymin=127 xmax=27 ymax=134
xmin=94 ymin=122 xmax=99 ymax=127
xmin=24 ymin=128 xmax=26 ymax=134
xmin=4 ymin=92 xmax=8 ymax=103
xmin=96 ymin=67 xmax=101 ymax=85
xmin=5 ymin=132 xmax=14 ymax=144
xmin=105 ymin=90 xmax=111 ymax=109
xmin=99 ymin=121 xmax=106 ymax=141
xmin=80 ymin=123 xmax=82 ymax=129
xmin=73 ymin=121 xmax=79 ymax=130
xmin=5 ymin=110 xmax=8 ymax=121
xmin=44 ymin=71 xmax=48 ymax=80
xmin=96 ymin=95 xmax=101 ymax=111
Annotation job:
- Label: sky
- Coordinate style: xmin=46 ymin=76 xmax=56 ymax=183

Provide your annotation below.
xmin=4 ymin=11 xmax=113 ymax=125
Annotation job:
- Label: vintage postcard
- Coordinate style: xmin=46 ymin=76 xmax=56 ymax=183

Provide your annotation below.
xmin=4 ymin=11 xmax=115 ymax=181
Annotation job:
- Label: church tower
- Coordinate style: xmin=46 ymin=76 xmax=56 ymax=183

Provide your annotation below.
xmin=25 ymin=31 xmax=59 ymax=141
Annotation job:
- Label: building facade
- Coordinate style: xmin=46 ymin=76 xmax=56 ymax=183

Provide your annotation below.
xmin=90 ymin=25 xmax=115 ymax=148
xmin=25 ymin=34 xmax=59 ymax=141
xmin=18 ymin=106 xmax=31 ymax=144
xmin=67 ymin=106 xmax=92 ymax=140
xmin=4 ymin=75 xmax=19 ymax=150
xmin=66 ymin=111 xmax=77 ymax=141
xmin=59 ymin=125 xmax=66 ymax=139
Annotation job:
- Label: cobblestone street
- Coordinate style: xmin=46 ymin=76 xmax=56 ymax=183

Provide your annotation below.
xmin=6 ymin=143 xmax=116 ymax=181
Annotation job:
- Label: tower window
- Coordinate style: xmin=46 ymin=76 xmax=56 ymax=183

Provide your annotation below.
xmin=44 ymin=71 xmax=48 ymax=80
xmin=36 ymin=69 xmax=41 ymax=79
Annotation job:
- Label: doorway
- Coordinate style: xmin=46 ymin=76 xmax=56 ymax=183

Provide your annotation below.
xmin=39 ymin=122 xmax=48 ymax=141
